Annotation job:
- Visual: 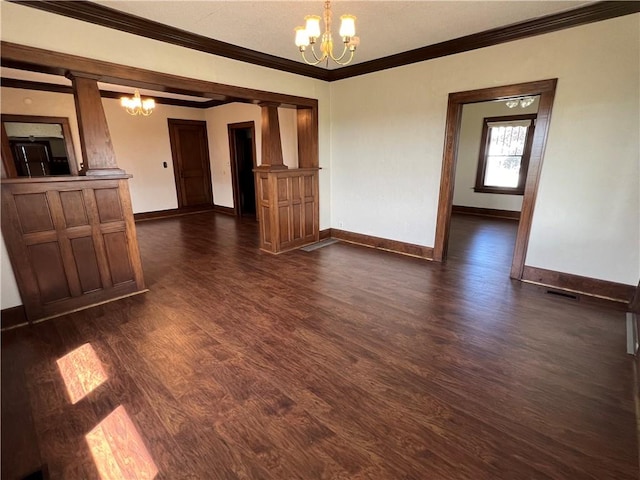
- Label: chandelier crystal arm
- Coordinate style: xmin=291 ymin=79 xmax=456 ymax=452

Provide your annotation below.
xmin=331 ymin=48 xmax=355 ymax=66
xmin=300 ymin=48 xmax=325 ymax=66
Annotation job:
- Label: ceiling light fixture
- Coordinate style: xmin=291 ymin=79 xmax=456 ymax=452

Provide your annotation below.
xmin=506 ymin=96 xmax=536 ymax=109
xmin=294 ymin=0 xmax=360 ymax=67
xmin=120 ymin=89 xmax=155 ymax=116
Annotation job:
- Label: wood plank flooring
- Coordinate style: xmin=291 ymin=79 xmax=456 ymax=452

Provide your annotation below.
xmin=2 ymin=212 xmax=637 ymax=479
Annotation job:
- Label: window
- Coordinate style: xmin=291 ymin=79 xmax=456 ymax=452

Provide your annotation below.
xmin=474 ymin=114 xmax=536 ymax=195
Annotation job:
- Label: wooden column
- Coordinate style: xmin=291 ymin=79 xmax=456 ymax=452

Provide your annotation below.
xmin=68 ymin=72 xmax=125 ymax=176
xmin=297 ymin=107 xmax=319 ymax=168
xmin=258 ymin=102 xmax=287 ymax=170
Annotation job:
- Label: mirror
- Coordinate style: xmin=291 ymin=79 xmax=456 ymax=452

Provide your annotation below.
xmin=1 ymin=115 xmax=78 ymax=177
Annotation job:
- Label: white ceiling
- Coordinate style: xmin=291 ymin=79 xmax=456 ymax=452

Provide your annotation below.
xmin=92 ymin=1 xmax=593 ymax=69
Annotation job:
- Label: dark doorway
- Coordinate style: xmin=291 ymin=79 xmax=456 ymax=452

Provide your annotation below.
xmin=2 ymin=115 xmax=78 ymax=178
xmin=10 ymin=141 xmax=52 ymax=177
xmin=167 ymin=119 xmax=213 ymax=208
xmin=228 ymin=122 xmax=257 ymax=218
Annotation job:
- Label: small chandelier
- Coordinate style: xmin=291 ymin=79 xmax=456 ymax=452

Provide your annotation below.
xmin=294 ymin=0 xmax=360 ymax=67
xmin=506 ymin=96 xmax=536 ymax=109
xmin=120 ymin=89 xmax=155 ymax=116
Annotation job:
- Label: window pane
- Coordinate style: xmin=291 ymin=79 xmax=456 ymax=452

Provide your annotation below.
xmin=488 ymin=126 xmax=527 ymax=156
xmin=484 ymin=155 xmax=521 ymax=188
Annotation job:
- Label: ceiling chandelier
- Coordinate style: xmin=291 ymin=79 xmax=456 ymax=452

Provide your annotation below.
xmin=120 ymin=89 xmax=155 ymax=116
xmin=294 ymin=0 xmax=360 ymax=67
xmin=506 ymin=96 xmax=536 ymax=109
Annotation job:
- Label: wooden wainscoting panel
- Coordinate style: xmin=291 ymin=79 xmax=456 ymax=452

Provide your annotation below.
xmin=522 ymin=266 xmax=636 ymax=303
xmin=70 ymin=236 xmax=103 ymax=293
xmin=27 ymin=242 xmax=71 ymax=304
xmin=103 ymin=231 xmax=134 ymax=285
xmin=1 ymin=175 xmax=145 ymax=321
xmin=59 ymin=190 xmax=89 ymax=226
xmin=94 ymin=187 xmax=124 ymax=223
xmin=255 ymin=168 xmax=319 ymax=254
xmin=331 ymin=229 xmax=434 ymax=260
xmin=14 ymin=193 xmax=54 ymax=233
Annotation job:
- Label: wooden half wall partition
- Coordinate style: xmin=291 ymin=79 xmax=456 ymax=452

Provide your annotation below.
xmin=254 ymin=103 xmax=320 ymax=254
xmin=1 ymin=175 xmax=146 ymax=322
xmin=1 ymin=43 xmax=322 ymax=322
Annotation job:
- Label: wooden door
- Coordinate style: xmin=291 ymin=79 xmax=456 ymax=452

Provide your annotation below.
xmin=168 ymin=119 xmax=213 ymax=208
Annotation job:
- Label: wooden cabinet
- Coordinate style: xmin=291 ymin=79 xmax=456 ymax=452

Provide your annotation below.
xmin=1 ymin=175 xmax=146 ymax=322
xmin=255 ymin=168 xmax=319 ymax=254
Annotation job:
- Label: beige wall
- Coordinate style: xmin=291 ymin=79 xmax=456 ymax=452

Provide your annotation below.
xmin=104 ymin=98 xmax=208 ymax=213
xmin=205 ymin=103 xmax=299 ymax=208
xmin=453 ymin=98 xmax=539 ymax=211
xmin=331 ymin=14 xmax=639 ymax=285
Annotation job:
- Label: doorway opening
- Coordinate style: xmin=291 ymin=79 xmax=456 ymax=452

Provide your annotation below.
xmin=167 ymin=119 xmax=213 ymax=209
xmin=434 ymin=79 xmax=557 ymax=279
xmin=447 ymin=97 xmax=540 ymax=275
xmin=228 ymin=122 xmax=258 ymax=219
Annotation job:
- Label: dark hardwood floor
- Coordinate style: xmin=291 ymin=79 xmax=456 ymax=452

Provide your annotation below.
xmin=2 ymin=212 xmax=637 ymax=479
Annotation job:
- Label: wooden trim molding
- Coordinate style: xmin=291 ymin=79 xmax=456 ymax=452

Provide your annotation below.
xmin=522 ymin=266 xmax=636 ymax=303
xmin=629 ymin=281 xmax=640 ymax=313
xmin=330 ymin=229 xmax=433 ymax=260
xmin=319 ymin=229 xmax=332 ymax=240
xmin=8 ymin=0 xmax=328 ymax=81
xmin=451 ymin=205 xmax=520 ymax=220
xmin=8 ymin=1 xmax=639 ymax=82
xmin=328 ymin=1 xmax=640 ymax=81
xmin=213 ymin=205 xmax=236 ymax=216
xmin=1 ymin=78 xmax=227 ymax=109
xmin=0 ymin=42 xmax=319 ymax=109
xmin=0 ymin=305 xmax=28 ymax=330
xmin=133 ymin=205 xmax=216 ymax=222
xmin=434 ymin=78 xmax=557 ymax=281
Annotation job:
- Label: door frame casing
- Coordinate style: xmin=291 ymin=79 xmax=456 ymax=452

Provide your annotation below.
xmin=167 ymin=118 xmax=213 ymax=208
xmin=433 ymin=78 xmax=558 ymax=279
xmin=227 ymin=121 xmax=258 ymax=218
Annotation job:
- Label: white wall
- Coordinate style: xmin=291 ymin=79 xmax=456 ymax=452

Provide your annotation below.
xmin=453 ymin=98 xmax=539 ymax=211
xmin=205 ymin=103 xmax=299 ymax=208
xmin=331 ymin=14 xmax=639 ymax=285
xmin=103 ymin=98 xmax=207 ymax=213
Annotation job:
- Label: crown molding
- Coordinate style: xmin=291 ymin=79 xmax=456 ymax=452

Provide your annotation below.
xmin=8 ymin=0 xmax=331 ymax=81
xmin=7 ymin=1 xmax=640 ymax=83
xmin=328 ymin=1 xmax=640 ymax=81
xmin=1 ymin=77 xmax=227 ymax=109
